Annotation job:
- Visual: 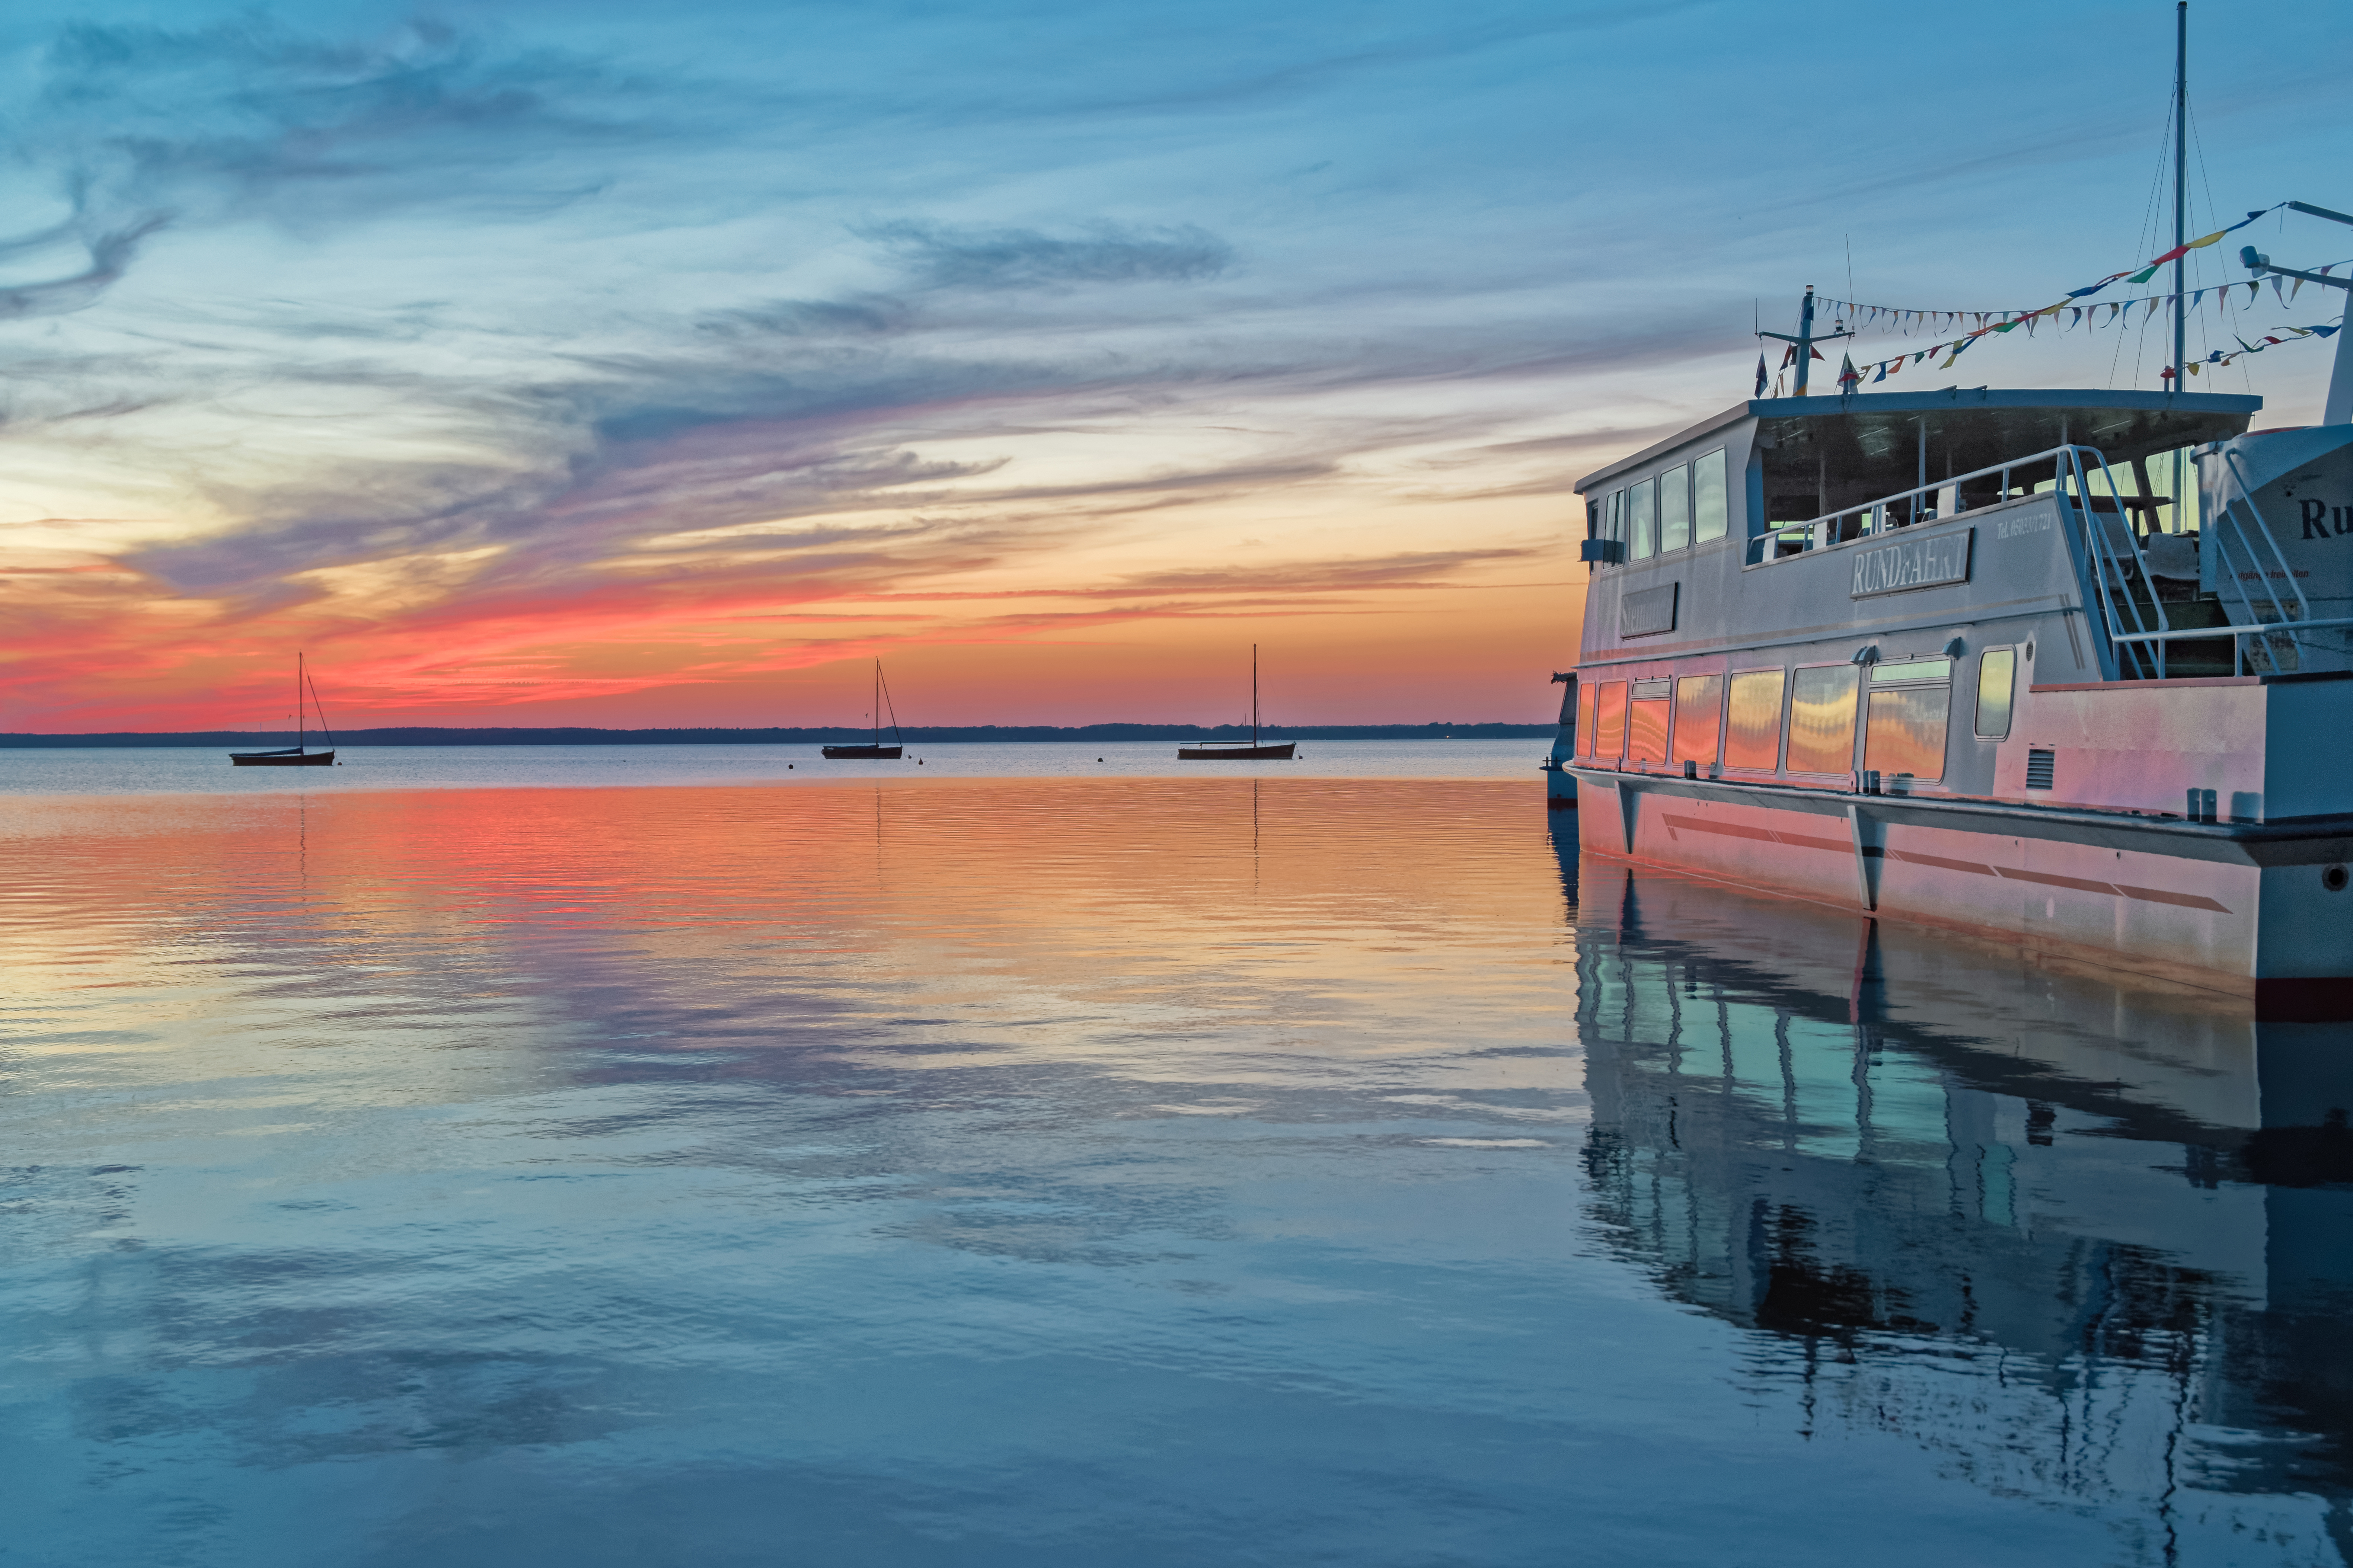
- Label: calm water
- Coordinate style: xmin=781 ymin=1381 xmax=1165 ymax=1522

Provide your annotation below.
xmin=0 ymin=739 xmax=1544 ymax=796
xmin=2 ymin=776 xmax=2348 ymax=1566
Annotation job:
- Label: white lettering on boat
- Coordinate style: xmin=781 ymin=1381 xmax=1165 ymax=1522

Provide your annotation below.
xmin=1850 ymin=528 xmax=1973 ymax=598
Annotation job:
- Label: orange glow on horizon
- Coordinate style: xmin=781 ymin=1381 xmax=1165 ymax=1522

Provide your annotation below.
xmin=1 ymin=400 xmax=1604 ymax=732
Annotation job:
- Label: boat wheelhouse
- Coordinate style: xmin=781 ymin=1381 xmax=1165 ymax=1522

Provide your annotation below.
xmin=1557 ymin=384 xmax=2353 ymax=1016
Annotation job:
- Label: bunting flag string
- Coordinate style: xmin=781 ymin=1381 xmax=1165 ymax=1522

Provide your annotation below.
xmin=1810 ymin=206 xmax=2301 ymax=336
xmin=2184 ymin=320 xmax=2342 ymax=375
xmin=1766 ymin=202 xmax=2353 ymax=391
xmin=1817 ymin=268 xmax=2347 ymax=340
xmin=1835 ymin=311 xmax=2343 ymax=387
xmin=1797 ymin=242 xmax=2353 ymax=388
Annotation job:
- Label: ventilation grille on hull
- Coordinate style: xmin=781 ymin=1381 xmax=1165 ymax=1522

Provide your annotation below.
xmin=2025 ymin=748 xmax=2056 ymax=791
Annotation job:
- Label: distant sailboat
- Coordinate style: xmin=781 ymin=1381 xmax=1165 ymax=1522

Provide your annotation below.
xmin=229 ymin=652 xmax=337 ymax=767
xmin=1178 ymin=645 xmax=1296 ymax=760
xmin=823 ymin=659 xmax=905 ymax=759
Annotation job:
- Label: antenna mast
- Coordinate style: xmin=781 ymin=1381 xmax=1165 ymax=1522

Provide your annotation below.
xmin=1755 ymin=287 xmax=1853 ymax=398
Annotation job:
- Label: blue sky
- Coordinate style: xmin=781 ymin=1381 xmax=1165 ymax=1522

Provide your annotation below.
xmin=2 ymin=0 xmax=2349 ymax=729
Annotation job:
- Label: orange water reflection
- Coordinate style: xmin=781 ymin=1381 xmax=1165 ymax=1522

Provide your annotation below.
xmin=5 ymin=778 xmax=1574 ymax=1092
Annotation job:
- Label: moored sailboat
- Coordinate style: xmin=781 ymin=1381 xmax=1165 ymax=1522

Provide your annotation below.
xmin=822 ymin=660 xmax=905 ymax=759
xmin=229 ymin=653 xmax=336 ymax=767
xmin=1178 ymin=645 xmax=1296 ymax=760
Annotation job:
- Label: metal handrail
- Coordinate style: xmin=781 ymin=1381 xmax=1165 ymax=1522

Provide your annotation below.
xmin=2206 ymin=444 xmax=2315 ymax=673
xmin=1749 ymin=443 xmax=2126 ymax=562
xmin=1746 ymin=443 xmax=2168 ymax=679
xmin=2112 ymin=614 xmax=2353 ymax=643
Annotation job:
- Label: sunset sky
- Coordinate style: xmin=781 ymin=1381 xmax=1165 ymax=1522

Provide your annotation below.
xmin=3 ymin=0 xmax=2350 ymax=733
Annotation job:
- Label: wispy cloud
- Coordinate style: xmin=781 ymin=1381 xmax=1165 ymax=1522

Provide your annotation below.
xmin=864 ymin=220 xmax=1234 ymax=291
xmin=6 ymin=0 xmax=2339 ymax=730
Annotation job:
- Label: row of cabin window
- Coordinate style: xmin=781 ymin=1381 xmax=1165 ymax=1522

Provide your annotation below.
xmin=1573 ymin=650 xmax=2018 ymax=780
xmin=1591 ymin=448 xmax=1731 ymax=561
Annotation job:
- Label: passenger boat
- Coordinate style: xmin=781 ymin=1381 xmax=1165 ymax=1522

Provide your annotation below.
xmin=1178 ymin=644 xmax=1296 ymax=759
xmin=823 ymin=660 xmax=905 ymax=759
xmin=1558 ymin=276 xmax=2353 ymax=1016
xmin=229 ymin=652 xmax=336 ymax=767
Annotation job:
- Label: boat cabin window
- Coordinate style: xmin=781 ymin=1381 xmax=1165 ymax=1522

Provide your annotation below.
xmin=1864 ymin=671 xmax=1950 ymax=782
xmin=1870 ymin=657 xmax=1950 ymax=683
xmin=1671 ymin=674 xmax=1721 ymax=766
xmin=1575 ymin=682 xmax=1597 ymax=749
xmin=1593 ymin=682 xmax=1627 ymax=758
xmin=1627 ymin=689 xmax=1670 ymax=762
xmin=1627 ymin=477 xmax=1656 ymax=560
xmin=1785 ymin=665 xmax=1860 ymax=775
xmin=1693 ymin=449 xmax=1728 ymax=543
xmin=1659 ymin=464 xmax=1691 ymax=553
xmin=1974 ymin=648 xmax=2016 ymax=737
xmin=1722 ymin=669 xmax=1785 ymax=771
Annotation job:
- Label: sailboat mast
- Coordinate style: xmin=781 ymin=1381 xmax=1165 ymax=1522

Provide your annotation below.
xmin=1252 ymin=645 xmax=1259 ymax=747
xmin=297 ymin=651 xmax=304 ymax=752
xmin=2171 ymin=2 xmax=2187 ymax=396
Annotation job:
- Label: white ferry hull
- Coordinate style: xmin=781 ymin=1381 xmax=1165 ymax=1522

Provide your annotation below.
xmin=1572 ymin=769 xmax=2353 ymax=1015
xmin=1558 ymin=399 xmax=2353 ymax=1017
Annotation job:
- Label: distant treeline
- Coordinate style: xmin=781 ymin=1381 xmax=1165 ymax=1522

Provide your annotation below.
xmin=1 ymin=722 xmax=1554 ymax=748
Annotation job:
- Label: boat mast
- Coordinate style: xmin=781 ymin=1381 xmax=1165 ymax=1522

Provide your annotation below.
xmin=2171 ymin=2 xmax=2187 ymax=398
xmin=1251 ymin=644 xmax=1259 ymax=747
xmin=297 ymin=651 xmax=304 ymax=753
xmin=1755 ymin=287 xmax=1851 ymax=399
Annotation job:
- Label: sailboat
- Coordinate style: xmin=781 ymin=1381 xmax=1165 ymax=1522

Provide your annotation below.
xmin=229 ymin=652 xmax=337 ymax=767
xmin=822 ymin=659 xmax=905 ymax=759
xmin=1178 ymin=645 xmax=1296 ymax=760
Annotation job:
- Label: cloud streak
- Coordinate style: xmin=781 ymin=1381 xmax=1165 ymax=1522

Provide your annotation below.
xmin=10 ymin=0 xmax=2336 ymax=731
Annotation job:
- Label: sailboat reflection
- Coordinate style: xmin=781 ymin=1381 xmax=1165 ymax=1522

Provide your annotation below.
xmin=1564 ymin=830 xmax=2353 ymax=1549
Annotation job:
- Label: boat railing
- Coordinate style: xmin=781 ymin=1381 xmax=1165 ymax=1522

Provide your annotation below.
xmin=1747 ymin=442 xmax=2353 ymax=679
xmin=1746 ymin=444 xmax=2110 ymax=567
xmin=2192 ymin=444 xmax=2319 ymax=673
xmin=1747 ymin=444 xmax=2156 ymax=672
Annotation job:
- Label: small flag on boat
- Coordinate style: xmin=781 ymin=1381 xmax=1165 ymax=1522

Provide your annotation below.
xmin=1755 ymin=354 xmax=1768 ymax=396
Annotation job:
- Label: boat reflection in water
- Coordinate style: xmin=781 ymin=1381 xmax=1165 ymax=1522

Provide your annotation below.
xmin=1562 ymin=827 xmax=2353 ymax=1556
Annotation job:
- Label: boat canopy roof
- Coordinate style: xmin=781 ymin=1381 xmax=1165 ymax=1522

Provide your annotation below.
xmin=1574 ymin=387 xmax=2261 ymax=497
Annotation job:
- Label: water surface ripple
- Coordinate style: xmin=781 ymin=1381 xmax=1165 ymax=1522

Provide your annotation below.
xmin=1 ymin=777 xmax=2348 ymax=1566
